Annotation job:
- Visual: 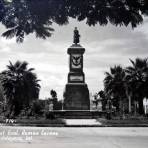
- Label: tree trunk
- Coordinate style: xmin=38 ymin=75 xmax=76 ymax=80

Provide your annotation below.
xmin=128 ymin=94 xmax=132 ymax=113
xmin=138 ymin=98 xmax=144 ymax=115
xmin=125 ymin=89 xmax=132 ymax=114
xmin=119 ymin=98 xmax=123 ymax=118
xmin=134 ymin=101 xmax=137 ymax=116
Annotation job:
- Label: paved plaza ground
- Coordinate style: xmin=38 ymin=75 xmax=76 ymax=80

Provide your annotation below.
xmin=0 ymin=126 xmax=148 ymax=148
xmin=65 ymin=119 xmax=102 ymax=126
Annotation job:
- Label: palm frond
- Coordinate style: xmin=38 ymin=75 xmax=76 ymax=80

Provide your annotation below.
xmin=2 ymin=27 xmax=17 ymax=39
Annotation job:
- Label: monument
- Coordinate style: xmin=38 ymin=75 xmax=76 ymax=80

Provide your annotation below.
xmin=63 ymin=27 xmax=90 ymax=110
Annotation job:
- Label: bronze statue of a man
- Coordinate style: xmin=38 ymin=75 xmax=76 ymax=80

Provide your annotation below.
xmin=73 ymin=27 xmax=80 ymax=44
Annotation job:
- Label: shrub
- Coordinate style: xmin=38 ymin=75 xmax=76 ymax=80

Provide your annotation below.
xmin=45 ymin=111 xmax=55 ymax=120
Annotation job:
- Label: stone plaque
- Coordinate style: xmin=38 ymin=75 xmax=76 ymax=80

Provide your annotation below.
xmin=69 ymin=75 xmax=83 ymax=82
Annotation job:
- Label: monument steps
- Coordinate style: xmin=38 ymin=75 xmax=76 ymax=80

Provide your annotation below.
xmin=52 ymin=110 xmax=105 ymax=119
xmin=64 ymin=111 xmax=92 ymax=119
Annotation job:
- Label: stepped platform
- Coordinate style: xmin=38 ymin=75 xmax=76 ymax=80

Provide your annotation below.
xmin=50 ymin=110 xmax=106 ymax=119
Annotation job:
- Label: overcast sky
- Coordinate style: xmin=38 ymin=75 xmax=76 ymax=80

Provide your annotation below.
xmin=0 ymin=18 xmax=148 ymax=100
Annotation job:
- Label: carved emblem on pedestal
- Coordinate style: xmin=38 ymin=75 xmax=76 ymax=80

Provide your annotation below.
xmin=71 ymin=54 xmax=82 ymax=69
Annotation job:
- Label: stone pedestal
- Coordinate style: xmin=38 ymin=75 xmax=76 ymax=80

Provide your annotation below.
xmin=64 ymin=84 xmax=90 ymax=110
xmin=63 ymin=42 xmax=90 ymax=110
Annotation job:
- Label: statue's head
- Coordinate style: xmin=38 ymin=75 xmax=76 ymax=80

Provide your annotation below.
xmin=75 ymin=27 xmax=78 ymax=31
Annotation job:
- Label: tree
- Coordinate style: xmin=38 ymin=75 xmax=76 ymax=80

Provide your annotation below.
xmin=31 ymin=100 xmax=44 ymax=116
xmin=0 ymin=79 xmax=5 ymax=103
xmin=92 ymin=90 xmax=106 ymax=110
xmin=92 ymin=93 xmax=99 ymax=109
xmin=103 ymin=58 xmax=148 ymax=115
xmin=0 ymin=60 xmax=40 ymax=116
xmin=0 ymin=0 xmax=147 ymax=42
xmin=0 ymin=81 xmax=6 ymax=113
xmin=104 ymin=65 xmax=126 ymax=113
xmin=98 ymin=90 xmax=106 ymax=111
xmin=125 ymin=58 xmax=148 ymax=114
xmin=50 ymin=89 xmax=58 ymax=110
xmin=50 ymin=89 xmax=57 ymax=99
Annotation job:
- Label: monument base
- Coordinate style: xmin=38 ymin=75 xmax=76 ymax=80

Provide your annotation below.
xmin=49 ymin=110 xmax=106 ymax=119
xmin=63 ymin=83 xmax=90 ymax=110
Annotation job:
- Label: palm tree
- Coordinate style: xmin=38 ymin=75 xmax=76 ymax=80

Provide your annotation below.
xmin=123 ymin=76 xmax=133 ymax=114
xmin=0 ymin=60 xmax=40 ymax=116
xmin=0 ymin=80 xmax=6 ymax=113
xmin=125 ymin=58 xmax=148 ymax=115
xmin=104 ymin=65 xmax=126 ymax=114
xmin=0 ymin=79 xmax=5 ymax=104
xmin=50 ymin=89 xmax=58 ymax=110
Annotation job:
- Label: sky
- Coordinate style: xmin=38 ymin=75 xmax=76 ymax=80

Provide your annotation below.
xmin=0 ymin=18 xmax=148 ymax=100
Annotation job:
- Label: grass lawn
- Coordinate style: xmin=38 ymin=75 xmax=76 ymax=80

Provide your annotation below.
xmin=98 ymin=117 xmax=148 ymax=126
xmin=1 ymin=114 xmax=148 ymax=127
xmin=17 ymin=118 xmax=65 ymax=124
xmin=0 ymin=116 xmax=66 ymax=126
